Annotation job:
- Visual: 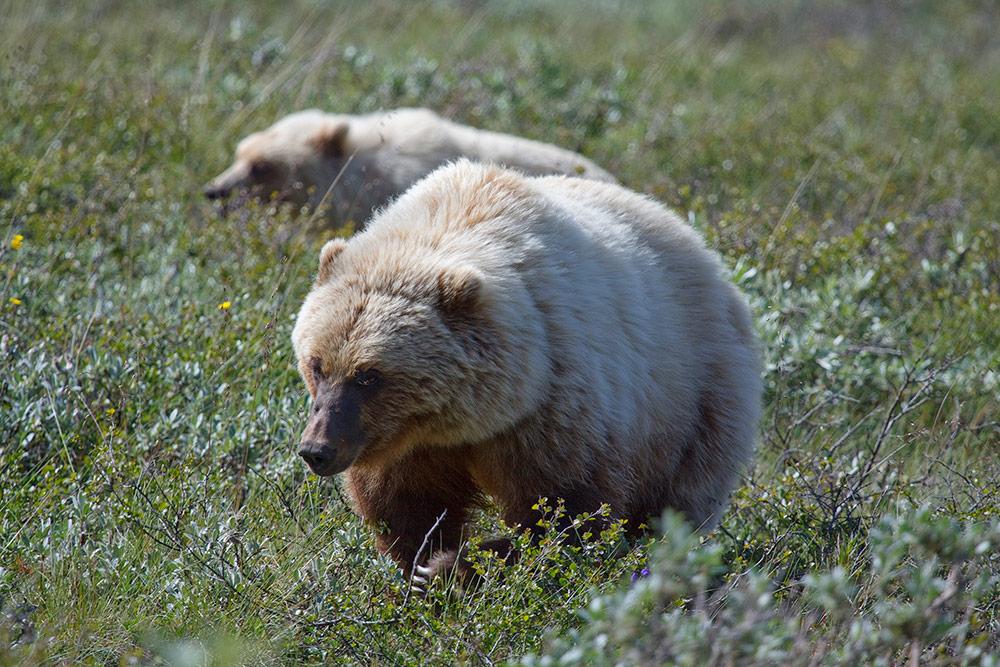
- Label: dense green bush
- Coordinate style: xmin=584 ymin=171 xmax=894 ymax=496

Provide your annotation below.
xmin=525 ymin=507 xmax=1000 ymax=666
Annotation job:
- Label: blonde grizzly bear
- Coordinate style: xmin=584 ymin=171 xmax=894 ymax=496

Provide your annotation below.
xmin=204 ymin=107 xmax=615 ymax=230
xmin=291 ymin=160 xmax=761 ymax=581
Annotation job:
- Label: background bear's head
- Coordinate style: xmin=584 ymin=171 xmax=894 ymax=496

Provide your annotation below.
xmin=203 ymin=109 xmax=350 ymax=212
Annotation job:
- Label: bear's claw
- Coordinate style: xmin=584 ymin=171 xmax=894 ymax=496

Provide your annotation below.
xmin=410 ymin=565 xmax=432 ymax=594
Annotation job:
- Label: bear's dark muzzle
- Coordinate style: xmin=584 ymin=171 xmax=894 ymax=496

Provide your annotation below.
xmin=297 ymin=442 xmax=350 ymax=477
xmin=298 ymin=379 xmax=367 ymax=476
xmin=203 ymin=184 xmax=230 ymax=200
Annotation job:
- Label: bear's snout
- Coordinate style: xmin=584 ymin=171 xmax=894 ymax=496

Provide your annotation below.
xmin=298 ymin=379 xmax=367 ymax=476
xmin=204 ymin=162 xmax=253 ymax=202
xmin=203 ymin=183 xmax=230 ymax=200
xmin=297 ymin=443 xmax=341 ymax=476
xmin=298 ymin=434 xmax=360 ymax=476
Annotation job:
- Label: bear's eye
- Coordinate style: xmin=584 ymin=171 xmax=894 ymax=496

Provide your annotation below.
xmin=352 ymin=368 xmax=382 ymax=389
xmin=309 ymin=358 xmax=324 ymax=380
xmin=250 ymin=160 xmax=275 ymax=179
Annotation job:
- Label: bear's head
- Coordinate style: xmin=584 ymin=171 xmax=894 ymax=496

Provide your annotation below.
xmin=291 ymin=239 xmax=500 ymax=476
xmin=204 ymin=110 xmax=351 ymax=210
xmin=290 ymin=162 xmax=554 ymax=476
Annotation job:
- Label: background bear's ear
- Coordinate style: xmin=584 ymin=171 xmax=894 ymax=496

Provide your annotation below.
xmin=316 ymin=239 xmax=349 ymax=284
xmin=437 ymin=266 xmax=485 ymax=315
xmin=309 ymin=121 xmax=349 ymax=159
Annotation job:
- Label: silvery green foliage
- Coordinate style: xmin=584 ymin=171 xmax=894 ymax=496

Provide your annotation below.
xmin=522 ymin=507 xmax=1000 ymax=667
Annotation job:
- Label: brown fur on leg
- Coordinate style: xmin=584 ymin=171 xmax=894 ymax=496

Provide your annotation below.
xmin=345 ymin=448 xmax=479 ymax=574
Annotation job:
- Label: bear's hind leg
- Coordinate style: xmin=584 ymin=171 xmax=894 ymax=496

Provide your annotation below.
xmin=655 ymin=385 xmax=757 ymax=531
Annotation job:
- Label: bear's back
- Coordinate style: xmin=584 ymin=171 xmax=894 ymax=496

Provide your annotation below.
xmin=354 ymin=109 xmax=615 ymax=184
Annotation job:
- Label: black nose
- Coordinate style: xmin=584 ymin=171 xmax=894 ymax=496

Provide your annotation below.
xmin=203 ymin=185 xmax=228 ymax=200
xmin=298 ymin=444 xmax=334 ymax=471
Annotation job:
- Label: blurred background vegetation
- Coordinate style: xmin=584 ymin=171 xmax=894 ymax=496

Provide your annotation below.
xmin=1 ymin=1 xmax=998 ymax=664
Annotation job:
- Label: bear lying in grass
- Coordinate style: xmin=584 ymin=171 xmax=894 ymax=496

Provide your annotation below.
xmin=291 ymin=160 xmax=761 ymax=582
xmin=205 ymin=107 xmax=615 ymax=231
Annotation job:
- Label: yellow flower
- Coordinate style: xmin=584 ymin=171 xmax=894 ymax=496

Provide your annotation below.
xmin=105 ymin=407 xmax=116 ymax=416
xmin=10 ymin=234 xmax=24 ymax=250
xmin=218 ymin=300 xmax=232 ymax=311
xmin=9 ymin=297 xmax=22 ymax=306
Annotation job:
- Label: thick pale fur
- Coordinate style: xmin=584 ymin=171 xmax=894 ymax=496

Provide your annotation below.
xmin=206 ymin=107 xmax=616 ymax=230
xmin=291 ymin=160 xmax=760 ymax=575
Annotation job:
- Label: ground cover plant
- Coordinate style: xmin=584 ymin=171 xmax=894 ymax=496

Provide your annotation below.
xmin=1 ymin=0 xmax=998 ymax=664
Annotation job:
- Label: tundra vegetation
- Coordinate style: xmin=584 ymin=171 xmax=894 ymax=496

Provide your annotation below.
xmin=1 ymin=1 xmax=998 ymax=665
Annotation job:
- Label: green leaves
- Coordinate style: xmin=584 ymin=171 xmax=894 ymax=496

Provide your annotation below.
xmin=526 ymin=507 xmax=1000 ymax=666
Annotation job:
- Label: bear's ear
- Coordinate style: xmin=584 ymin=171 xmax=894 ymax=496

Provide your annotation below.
xmin=309 ymin=121 xmax=350 ymax=159
xmin=316 ymin=239 xmax=349 ymax=284
xmin=437 ymin=266 xmax=486 ymax=315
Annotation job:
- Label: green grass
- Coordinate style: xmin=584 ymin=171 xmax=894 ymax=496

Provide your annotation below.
xmin=1 ymin=1 xmax=998 ymax=664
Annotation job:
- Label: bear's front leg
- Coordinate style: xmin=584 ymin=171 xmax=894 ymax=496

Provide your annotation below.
xmin=419 ymin=537 xmax=518 ymax=585
xmin=344 ymin=451 xmax=477 ymax=576
xmin=420 ymin=486 xmax=618 ymax=585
